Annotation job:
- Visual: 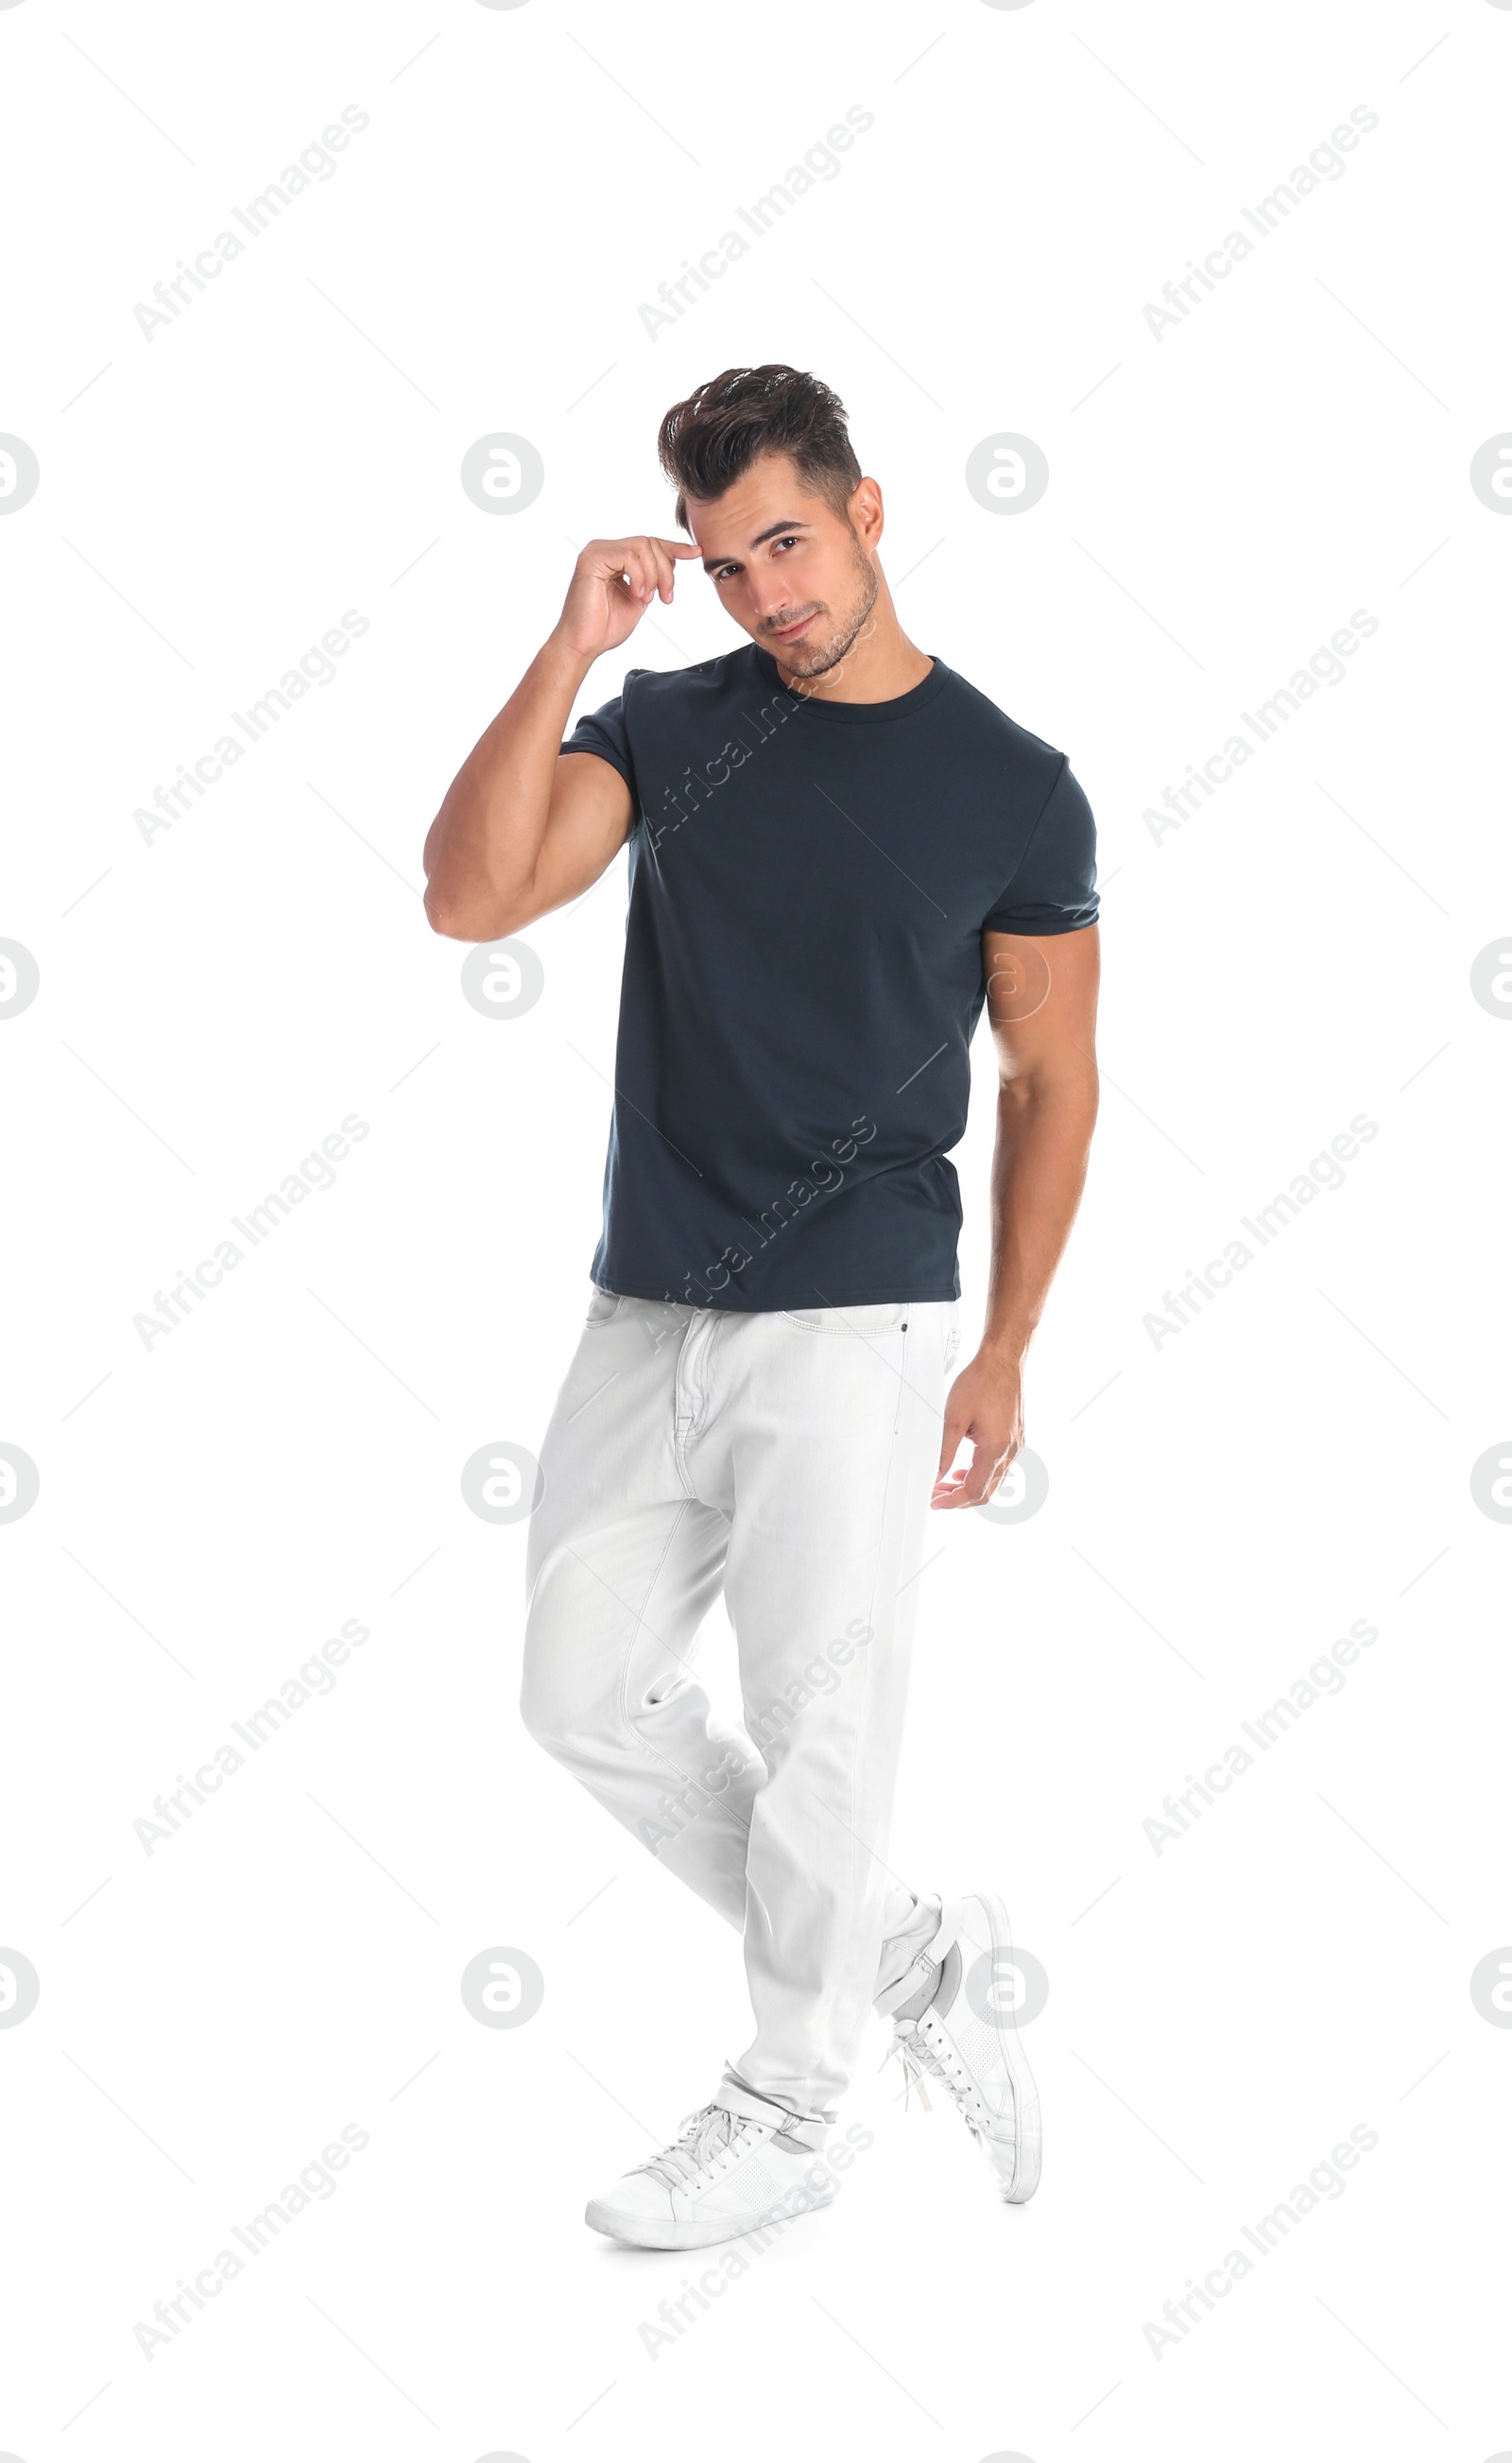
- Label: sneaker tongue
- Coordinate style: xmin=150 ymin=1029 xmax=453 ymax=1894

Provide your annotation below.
xmin=932 ymin=1940 xmax=963 ymax=2018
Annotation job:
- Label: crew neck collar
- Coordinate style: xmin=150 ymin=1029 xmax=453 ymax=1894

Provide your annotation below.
xmin=750 ymin=645 xmax=950 ymax=722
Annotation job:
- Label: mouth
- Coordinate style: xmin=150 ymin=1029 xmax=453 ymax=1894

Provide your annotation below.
xmin=769 ymin=613 xmax=816 ymax=644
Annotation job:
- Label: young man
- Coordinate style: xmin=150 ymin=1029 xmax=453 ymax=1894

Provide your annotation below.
xmin=423 ymin=365 xmax=1100 ymax=2250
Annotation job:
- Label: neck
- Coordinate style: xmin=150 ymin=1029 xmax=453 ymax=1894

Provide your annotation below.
xmin=768 ymin=570 xmax=933 ymax=704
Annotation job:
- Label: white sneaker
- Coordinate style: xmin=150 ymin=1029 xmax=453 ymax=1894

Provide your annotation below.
xmin=880 ymin=1891 xmax=1041 ymax=2202
xmin=585 ymin=2102 xmax=838 ymax=2250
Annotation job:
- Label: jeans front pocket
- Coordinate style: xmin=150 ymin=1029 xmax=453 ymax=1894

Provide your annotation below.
xmin=778 ymin=1300 xmax=912 ymax=1337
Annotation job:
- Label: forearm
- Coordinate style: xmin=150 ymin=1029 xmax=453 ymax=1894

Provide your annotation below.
xmin=422 ymin=632 xmax=593 ymax=938
xmin=981 ymin=1073 xmax=1099 ymax=1361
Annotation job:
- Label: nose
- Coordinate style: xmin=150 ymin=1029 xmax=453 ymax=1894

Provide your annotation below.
xmin=747 ymin=575 xmax=803 ymax=624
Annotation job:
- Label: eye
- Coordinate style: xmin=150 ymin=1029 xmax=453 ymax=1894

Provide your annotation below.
xmin=772 ymin=534 xmax=800 ymax=553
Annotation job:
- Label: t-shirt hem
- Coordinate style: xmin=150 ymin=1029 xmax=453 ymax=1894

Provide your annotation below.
xmin=592 ymin=1275 xmax=962 ymax=1310
xmin=981 ymin=909 xmax=1099 ymax=936
xmin=559 ymin=738 xmax=634 ymax=792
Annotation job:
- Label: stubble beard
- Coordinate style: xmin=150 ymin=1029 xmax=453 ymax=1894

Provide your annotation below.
xmin=765 ymin=548 xmax=880 ymax=684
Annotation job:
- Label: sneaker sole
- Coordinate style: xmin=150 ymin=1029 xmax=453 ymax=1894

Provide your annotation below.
xmin=978 ymin=1889 xmax=1042 ymax=2203
xmin=585 ymin=2181 xmax=836 ymax=2251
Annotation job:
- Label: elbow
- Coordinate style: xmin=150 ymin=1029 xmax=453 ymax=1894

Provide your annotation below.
xmin=421 ymin=800 xmax=532 ymax=939
xmin=422 ymin=880 xmax=472 ymax=940
xmin=422 ymin=877 xmax=469 ymax=939
xmin=999 ymin=1059 xmax=1100 ymax=1122
xmin=422 ymin=876 xmax=528 ymax=942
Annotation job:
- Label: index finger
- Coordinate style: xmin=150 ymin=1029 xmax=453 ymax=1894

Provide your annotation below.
xmin=641 ymin=537 xmax=695 ymax=603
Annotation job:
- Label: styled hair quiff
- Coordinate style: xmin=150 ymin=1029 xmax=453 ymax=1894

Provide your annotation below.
xmin=657 ymin=365 xmax=863 ymax=530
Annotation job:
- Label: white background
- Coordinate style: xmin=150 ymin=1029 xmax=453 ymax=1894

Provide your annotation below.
xmin=3 ymin=0 xmax=1510 ymax=2456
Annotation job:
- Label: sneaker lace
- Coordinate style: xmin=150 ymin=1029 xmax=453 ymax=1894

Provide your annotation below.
xmin=640 ymin=2103 xmax=741 ymax=2189
xmin=881 ymin=2025 xmax=937 ymax=2114
xmin=883 ymin=2020 xmax=989 ymax=2136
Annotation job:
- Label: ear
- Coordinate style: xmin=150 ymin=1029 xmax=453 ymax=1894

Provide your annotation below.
xmin=850 ymin=474 xmax=884 ymax=548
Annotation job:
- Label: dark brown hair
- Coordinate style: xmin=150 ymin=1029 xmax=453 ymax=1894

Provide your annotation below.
xmin=657 ymin=365 xmax=862 ymax=530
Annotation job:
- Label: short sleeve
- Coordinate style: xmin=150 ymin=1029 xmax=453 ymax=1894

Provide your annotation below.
xmin=983 ymin=754 xmax=1100 ymax=936
xmin=560 ymin=675 xmax=640 ymax=804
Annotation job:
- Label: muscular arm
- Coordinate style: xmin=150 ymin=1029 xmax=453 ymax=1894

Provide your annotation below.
xmin=933 ymin=923 xmax=1101 ymax=1508
xmin=421 ymin=533 xmax=698 ymax=941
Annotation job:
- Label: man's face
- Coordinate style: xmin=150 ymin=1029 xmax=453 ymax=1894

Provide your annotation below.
xmin=685 ymin=453 xmax=880 ymax=680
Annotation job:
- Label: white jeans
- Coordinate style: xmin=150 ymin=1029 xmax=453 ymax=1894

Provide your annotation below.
xmin=522 ymin=1289 xmax=960 ymax=2144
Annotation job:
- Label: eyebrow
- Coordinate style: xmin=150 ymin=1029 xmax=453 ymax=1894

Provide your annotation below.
xmin=701 ymin=518 xmax=810 ymax=573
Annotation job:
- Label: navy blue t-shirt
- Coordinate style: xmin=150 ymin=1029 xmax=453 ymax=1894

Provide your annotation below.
xmin=561 ymin=642 xmax=1097 ymax=1310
